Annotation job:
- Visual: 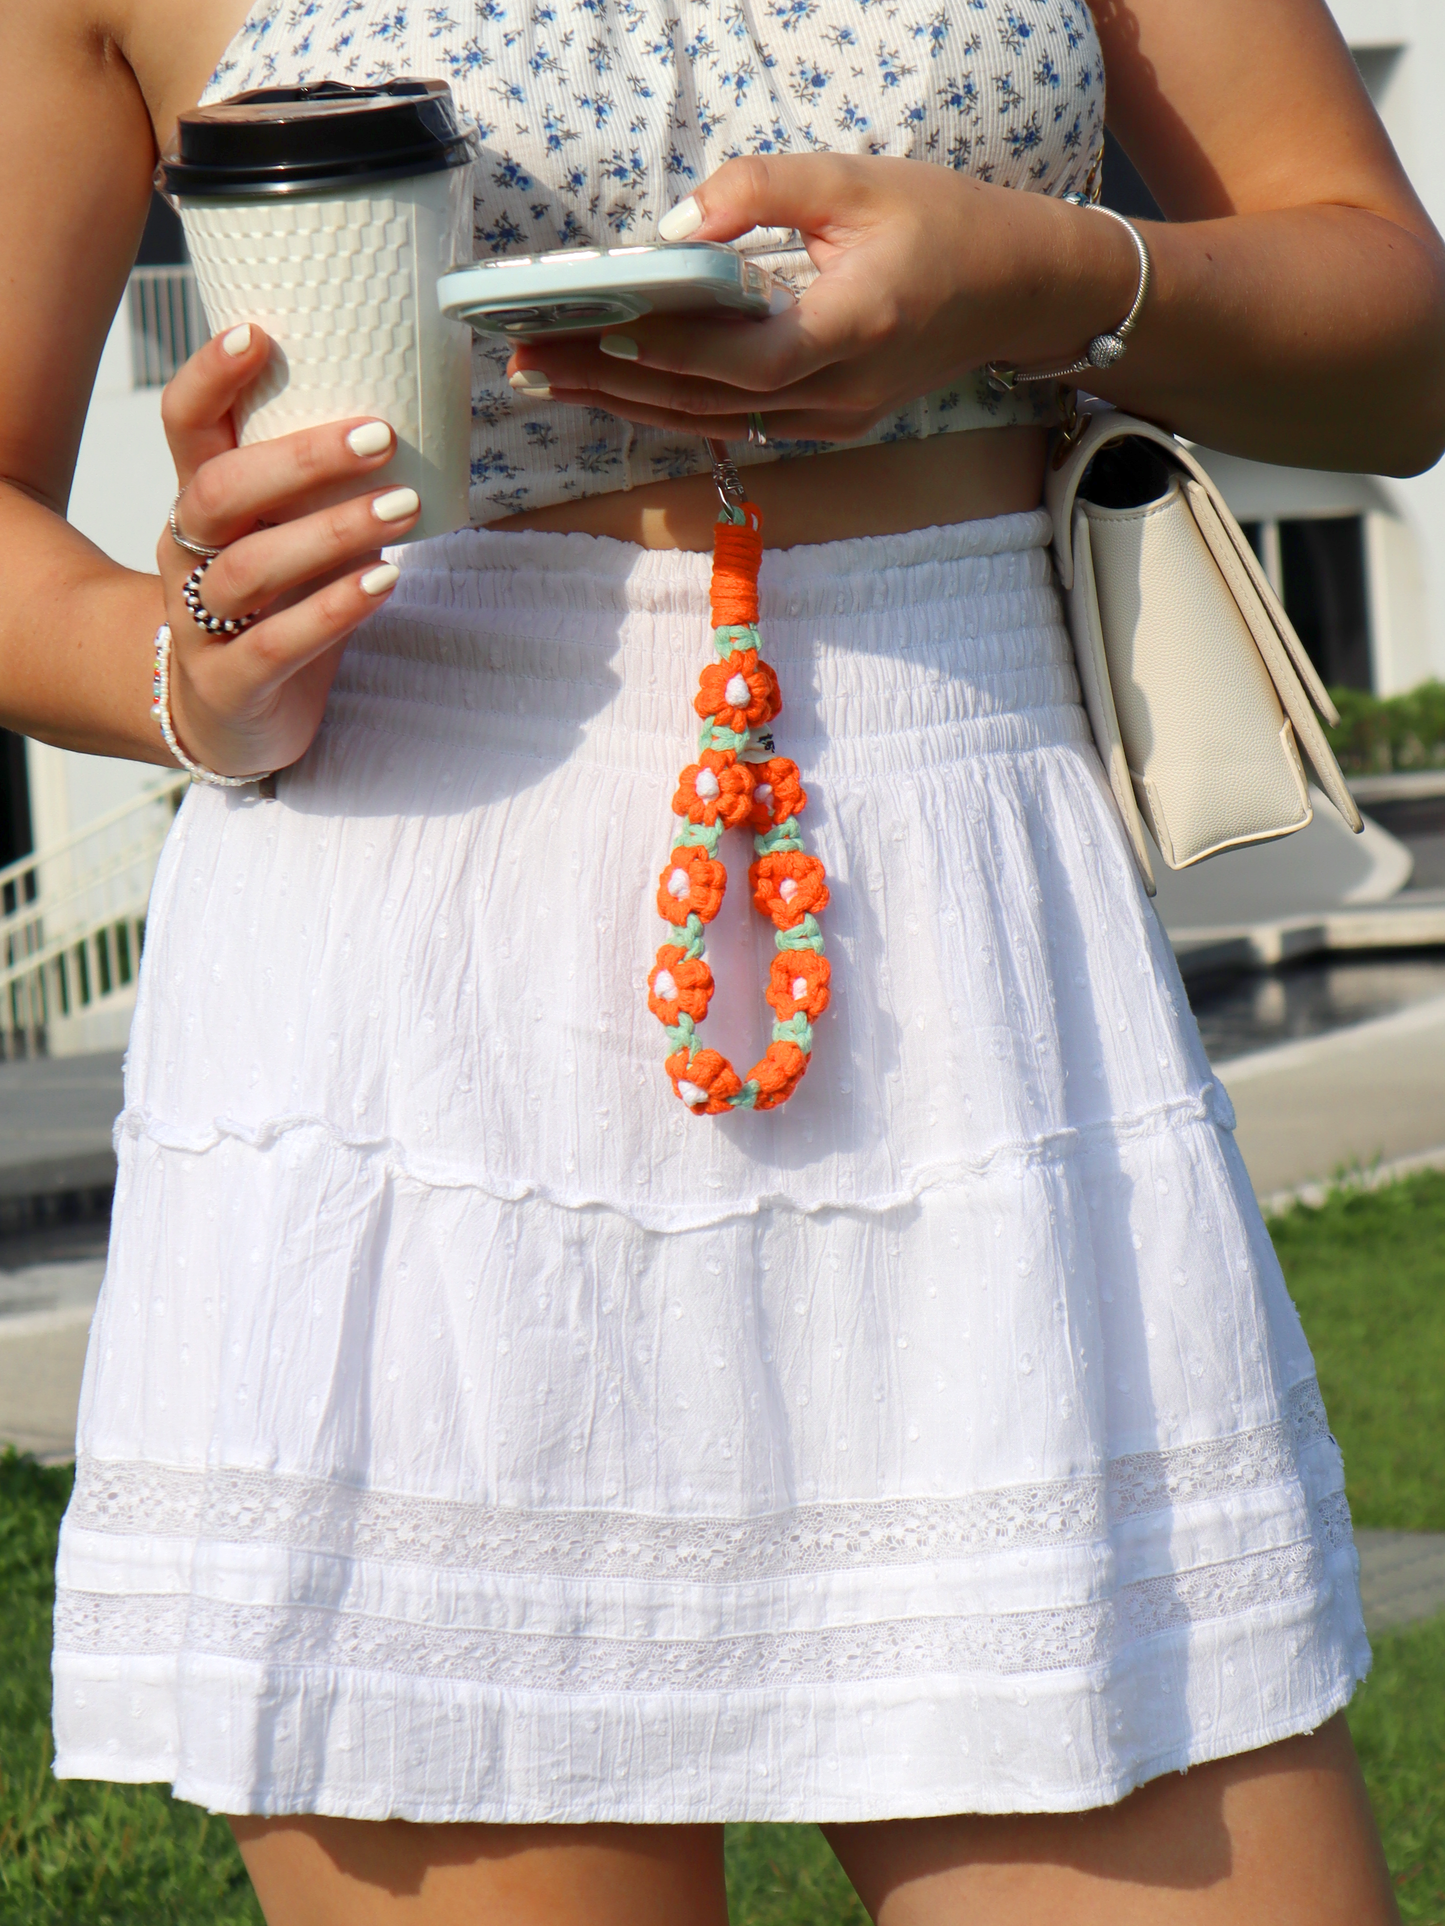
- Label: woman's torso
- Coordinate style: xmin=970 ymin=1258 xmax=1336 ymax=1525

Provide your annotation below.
xmin=132 ymin=0 xmax=1105 ymax=545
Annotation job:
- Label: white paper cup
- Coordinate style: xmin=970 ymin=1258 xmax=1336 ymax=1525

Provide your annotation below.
xmin=163 ymin=84 xmax=477 ymax=544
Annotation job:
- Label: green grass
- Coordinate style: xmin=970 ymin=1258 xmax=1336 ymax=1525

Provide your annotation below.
xmin=1270 ymin=1169 xmax=1445 ymax=1531
xmin=0 ymin=1453 xmax=263 ymax=1926
xmin=1 ymin=1171 xmax=1442 ymax=1922
xmin=1349 ymin=1614 xmax=1445 ymax=1925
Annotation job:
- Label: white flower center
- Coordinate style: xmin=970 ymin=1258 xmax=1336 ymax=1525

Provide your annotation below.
xmin=695 ymin=767 xmax=720 ymax=800
xmin=754 ymin=782 xmax=773 ymax=805
xmin=724 ymin=673 xmax=751 ymax=707
xmin=778 ymin=878 xmax=798 ymax=902
xmin=791 ymin=976 xmax=808 ymax=999
xmin=653 ymin=969 xmax=678 ymax=1000
xmin=678 ymin=1080 xmax=709 ymax=1107
xmin=667 ymin=867 xmax=690 ymax=899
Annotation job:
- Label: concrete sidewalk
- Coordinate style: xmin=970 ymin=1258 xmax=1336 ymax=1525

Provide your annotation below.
xmin=1217 ymin=993 xmax=1445 ymax=1197
xmin=0 ymin=1050 xmax=123 ymax=1211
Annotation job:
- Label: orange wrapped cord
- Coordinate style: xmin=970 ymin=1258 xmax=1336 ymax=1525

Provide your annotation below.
xmin=710 ymin=508 xmax=763 ymax=629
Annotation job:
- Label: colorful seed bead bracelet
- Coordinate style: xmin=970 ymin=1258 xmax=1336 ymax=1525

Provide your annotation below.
xmin=647 ymin=447 xmax=830 ymax=1114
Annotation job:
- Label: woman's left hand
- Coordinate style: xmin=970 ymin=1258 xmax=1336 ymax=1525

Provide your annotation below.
xmin=505 ymin=154 xmax=1135 ymax=443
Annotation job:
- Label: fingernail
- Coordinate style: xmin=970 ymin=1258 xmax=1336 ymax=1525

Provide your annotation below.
xmin=658 ymin=196 xmax=704 ymax=243
xmin=347 ymin=420 xmax=393 ymax=457
xmin=768 ymin=285 xmax=796 ymax=316
xmin=508 ymin=369 xmax=552 ymax=393
xmin=600 ymin=335 xmax=639 ymax=361
xmin=372 ymin=487 xmax=420 ymax=524
xmin=222 ymin=324 xmax=253 ymax=356
xmin=361 ymin=562 xmax=401 ymax=596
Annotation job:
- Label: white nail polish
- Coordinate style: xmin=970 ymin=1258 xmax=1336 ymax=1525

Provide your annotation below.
xmin=361 ymin=562 xmax=401 ymax=596
xmin=658 ymin=197 xmax=704 ymax=243
xmin=372 ymin=487 xmax=420 ymax=524
xmin=600 ymin=335 xmax=640 ymax=361
xmin=347 ymin=420 xmax=393 ymax=457
xmin=508 ymin=369 xmax=552 ymax=392
xmin=222 ymin=324 xmax=253 ymax=356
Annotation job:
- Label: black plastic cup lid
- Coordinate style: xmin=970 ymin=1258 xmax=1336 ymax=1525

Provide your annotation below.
xmin=158 ymin=80 xmax=479 ymax=200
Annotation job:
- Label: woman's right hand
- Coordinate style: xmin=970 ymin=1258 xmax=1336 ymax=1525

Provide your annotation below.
xmin=156 ymin=322 xmax=421 ymax=778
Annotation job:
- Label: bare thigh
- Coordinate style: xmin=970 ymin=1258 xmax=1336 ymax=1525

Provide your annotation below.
xmin=228 ymin=1816 xmax=729 ymax=1926
xmin=824 ymin=1714 xmax=1399 ymax=1926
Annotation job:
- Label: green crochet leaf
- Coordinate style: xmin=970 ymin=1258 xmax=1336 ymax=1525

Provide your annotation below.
xmin=674 ymin=821 xmax=723 ymax=854
xmin=772 ymin=1013 xmax=814 ymax=1053
xmin=753 ymin=818 xmax=803 ymax=855
xmin=664 ymin=1015 xmax=698 ymax=1055
xmin=775 ymin=915 xmax=825 ymax=955
xmin=713 ymin=623 xmax=761 ymax=656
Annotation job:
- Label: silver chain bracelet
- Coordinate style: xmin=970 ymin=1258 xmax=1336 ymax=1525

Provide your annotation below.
xmin=151 ymin=623 xmax=272 ymax=789
xmin=986 ymin=196 xmax=1152 ymax=392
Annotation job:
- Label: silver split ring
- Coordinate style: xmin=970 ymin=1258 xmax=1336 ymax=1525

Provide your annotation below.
xmin=746 ymin=412 xmax=768 ymax=448
xmin=169 ymin=494 xmax=224 ymax=561
xmin=181 ymin=556 xmax=260 ymax=638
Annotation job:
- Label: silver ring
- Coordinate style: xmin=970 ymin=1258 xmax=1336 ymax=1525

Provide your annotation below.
xmin=181 ymin=557 xmax=259 ymax=638
xmin=169 ymin=494 xmax=224 ymax=561
xmin=746 ymin=412 xmax=768 ymax=448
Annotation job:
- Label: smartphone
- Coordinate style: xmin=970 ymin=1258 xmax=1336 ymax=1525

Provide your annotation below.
xmin=437 ymin=241 xmax=786 ymax=342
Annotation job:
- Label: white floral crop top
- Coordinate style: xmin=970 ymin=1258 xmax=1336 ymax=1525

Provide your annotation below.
xmin=208 ymin=0 xmax=1105 ymax=524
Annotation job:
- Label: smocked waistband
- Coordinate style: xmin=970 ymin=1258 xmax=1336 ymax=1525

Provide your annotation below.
xmin=323 ymin=510 xmax=1087 ymax=776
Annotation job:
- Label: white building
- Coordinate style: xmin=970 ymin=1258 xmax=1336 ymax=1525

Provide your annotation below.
xmin=3 ymin=0 xmax=1443 ymax=1052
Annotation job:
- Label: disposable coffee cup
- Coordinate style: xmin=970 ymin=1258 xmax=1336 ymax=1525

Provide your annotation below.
xmin=159 ymin=81 xmax=479 ymax=543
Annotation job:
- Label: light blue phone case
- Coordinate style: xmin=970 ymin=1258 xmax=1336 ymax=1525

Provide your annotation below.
xmin=437 ymin=242 xmax=779 ymax=340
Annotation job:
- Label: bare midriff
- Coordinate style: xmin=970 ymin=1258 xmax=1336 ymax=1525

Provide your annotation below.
xmin=491 ymin=425 xmax=1049 ymax=550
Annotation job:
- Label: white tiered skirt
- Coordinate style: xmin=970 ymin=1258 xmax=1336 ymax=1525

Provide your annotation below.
xmin=52 ymin=511 xmax=1367 ymax=1821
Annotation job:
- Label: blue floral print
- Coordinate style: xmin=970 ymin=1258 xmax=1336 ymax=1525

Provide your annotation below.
xmin=207 ymin=0 xmax=1103 ymax=522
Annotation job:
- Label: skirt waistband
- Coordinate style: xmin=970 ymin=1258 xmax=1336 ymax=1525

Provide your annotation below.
xmin=332 ymin=509 xmax=1086 ymax=775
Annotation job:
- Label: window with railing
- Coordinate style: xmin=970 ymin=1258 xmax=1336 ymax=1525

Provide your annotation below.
xmin=127 ymin=266 xmax=209 ymax=389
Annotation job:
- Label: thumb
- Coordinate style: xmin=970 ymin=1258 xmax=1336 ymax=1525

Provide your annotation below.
xmin=655 ymin=154 xmax=866 ymax=245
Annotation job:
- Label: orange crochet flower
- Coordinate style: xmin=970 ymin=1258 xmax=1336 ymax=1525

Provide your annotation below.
xmin=673 ymin=751 xmax=756 ymax=829
xmin=749 ymin=850 xmax=830 ymax=929
xmin=648 ymin=945 xmax=714 ymax=1025
xmin=665 ymin=1046 xmax=743 ymax=1114
xmin=748 ymin=756 xmax=807 ymax=832
xmin=694 ymin=649 xmax=781 ymax=732
xmin=765 ymin=950 xmax=832 ymax=1021
xmin=749 ymin=1040 xmax=809 ymax=1110
xmin=657 ymin=844 xmax=728 ymax=925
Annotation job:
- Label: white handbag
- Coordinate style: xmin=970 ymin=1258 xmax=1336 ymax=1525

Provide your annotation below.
xmin=1045 ymin=409 xmax=1363 ymax=894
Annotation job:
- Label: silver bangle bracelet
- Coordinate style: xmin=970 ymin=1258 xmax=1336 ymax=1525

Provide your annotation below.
xmin=986 ymin=197 xmax=1152 ymax=391
xmin=151 ymin=623 xmax=272 ymax=789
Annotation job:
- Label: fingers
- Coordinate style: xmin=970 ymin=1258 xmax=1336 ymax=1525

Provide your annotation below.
xmin=170 ymin=418 xmax=402 ymax=553
xmin=657 ymin=152 xmax=875 ymax=248
xmin=161 ymin=323 xmax=272 ymax=485
xmin=537 ymin=384 xmax=883 ymax=445
xmin=215 ymin=563 xmax=404 ymax=702
xmin=185 ymin=485 xmax=420 ymax=621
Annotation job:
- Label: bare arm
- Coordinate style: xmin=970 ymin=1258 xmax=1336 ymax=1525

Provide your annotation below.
xmin=0 ymin=0 xmax=172 ymax=761
xmin=515 ymin=0 xmax=1445 ymax=480
xmin=1090 ymin=0 xmax=1445 ymax=470
xmin=0 ymin=0 xmax=416 ymax=774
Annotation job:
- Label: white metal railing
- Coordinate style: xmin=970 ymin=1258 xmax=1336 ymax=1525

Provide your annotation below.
xmin=1 ymin=776 xmax=187 ymax=1051
xmin=126 ymin=266 xmax=208 ymax=388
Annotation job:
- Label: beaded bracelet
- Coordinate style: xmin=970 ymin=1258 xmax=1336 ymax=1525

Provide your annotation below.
xmin=647 ymin=448 xmax=830 ymax=1114
xmin=151 ymin=623 xmax=271 ymax=789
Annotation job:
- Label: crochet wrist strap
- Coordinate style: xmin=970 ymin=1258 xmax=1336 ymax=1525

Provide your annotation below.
xmin=646 ymin=449 xmax=830 ymax=1114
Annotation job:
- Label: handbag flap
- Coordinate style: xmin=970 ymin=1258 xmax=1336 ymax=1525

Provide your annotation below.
xmin=1180 ymin=480 xmax=1362 ymax=832
xmin=1046 ymin=408 xmax=1362 ymax=833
